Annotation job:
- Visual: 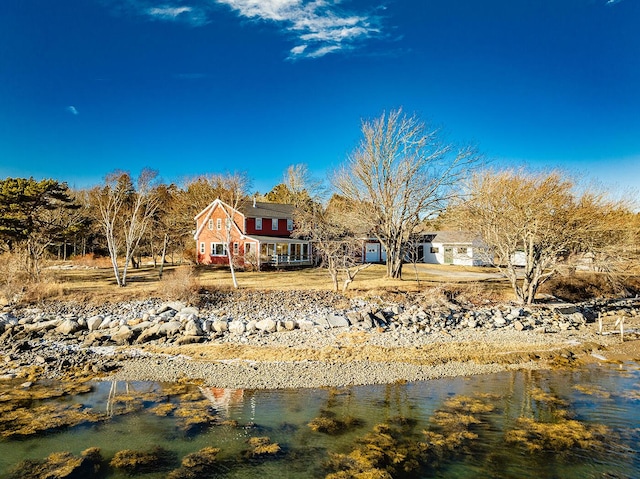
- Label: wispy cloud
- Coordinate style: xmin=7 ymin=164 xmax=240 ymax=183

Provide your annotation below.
xmin=216 ymin=0 xmax=382 ymax=59
xmin=104 ymin=0 xmax=384 ymax=59
xmin=102 ymin=1 xmax=209 ymax=26
xmin=66 ymin=106 xmax=79 ymax=115
xmin=606 ymin=0 xmax=624 ymax=4
xmin=147 ymin=6 xmax=191 ymax=19
xmin=146 ymin=3 xmax=208 ymax=25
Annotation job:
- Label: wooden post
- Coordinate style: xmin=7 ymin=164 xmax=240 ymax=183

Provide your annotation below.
xmin=598 ymin=313 xmax=603 ymax=334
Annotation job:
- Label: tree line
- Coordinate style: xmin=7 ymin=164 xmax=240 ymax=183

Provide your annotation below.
xmin=1 ymin=108 xmax=638 ymax=304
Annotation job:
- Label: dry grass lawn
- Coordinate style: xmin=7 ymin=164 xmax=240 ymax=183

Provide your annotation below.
xmin=27 ymin=259 xmax=515 ymax=305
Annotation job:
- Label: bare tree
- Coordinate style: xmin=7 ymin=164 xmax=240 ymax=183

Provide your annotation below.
xmin=91 ymin=169 xmax=160 ymax=287
xmin=266 ymin=163 xmax=324 ymax=208
xmin=147 ymin=183 xmax=180 ymax=278
xmin=188 ymin=173 xmax=251 ymax=288
xmin=215 ymin=173 xmax=251 ymax=289
xmin=404 ymin=235 xmax=423 ymax=285
xmin=333 ymin=108 xmax=479 ymax=279
xmin=451 ymin=168 xmax=635 ymax=304
xmin=295 ymin=197 xmax=369 ymax=292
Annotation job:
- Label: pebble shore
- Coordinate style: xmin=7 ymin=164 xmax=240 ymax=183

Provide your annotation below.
xmin=1 ymin=291 xmax=638 ymax=389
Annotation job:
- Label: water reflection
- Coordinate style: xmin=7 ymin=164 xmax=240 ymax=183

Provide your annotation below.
xmin=0 ymin=362 xmax=638 ymax=478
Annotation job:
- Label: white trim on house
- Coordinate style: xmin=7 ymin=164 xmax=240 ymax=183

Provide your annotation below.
xmin=194 ymin=198 xmax=311 ymax=269
xmin=360 ymin=232 xmax=492 ymax=267
xmin=210 ymin=242 xmax=227 ymax=256
xmin=193 ymin=198 xmax=246 ymax=241
xmin=420 ymin=232 xmax=492 ymax=266
xmin=245 ymin=235 xmax=312 ymax=267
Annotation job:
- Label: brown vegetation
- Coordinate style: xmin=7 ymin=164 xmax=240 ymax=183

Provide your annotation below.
xmin=308 ymin=414 xmax=363 ymax=435
xmin=3 ymin=247 xmax=638 ymax=307
xmin=6 ymin=448 xmax=103 ymax=479
xmin=167 ymin=447 xmax=221 ymax=479
xmin=505 ymin=417 xmax=608 ymax=453
xmin=245 ymin=436 xmax=282 ymax=457
xmin=109 ymin=447 xmax=175 ymax=474
xmin=0 ymin=380 xmax=103 ymax=439
xmin=541 ymin=272 xmax=640 ymax=302
xmin=156 ymin=339 xmax=598 ymax=370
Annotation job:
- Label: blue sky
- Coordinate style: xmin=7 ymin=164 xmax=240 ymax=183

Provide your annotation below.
xmin=1 ymin=0 xmax=639 ymax=194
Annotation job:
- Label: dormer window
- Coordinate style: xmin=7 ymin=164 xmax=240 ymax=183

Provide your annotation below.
xmin=287 ymin=219 xmax=293 ymax=231
xmin=256 ymin=218 xmax=262 ymax=230
xmin=272 ymin=218 xmax=278 ymax=230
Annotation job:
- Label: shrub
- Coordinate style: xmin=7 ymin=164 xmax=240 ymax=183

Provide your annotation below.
xmin=540 ymin=272 xmax=639 ymax=302
xmin=157 ymin=266 xmax=201 ymax=305
xmin=0 ymin=252 xmax=29 ymax=304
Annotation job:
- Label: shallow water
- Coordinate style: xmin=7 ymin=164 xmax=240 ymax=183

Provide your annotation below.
xmin=0 ymin=361 xmax=639 ymax=478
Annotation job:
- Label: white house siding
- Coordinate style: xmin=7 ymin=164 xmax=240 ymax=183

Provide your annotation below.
xmin=418 ymin=233 xmax=492 ymax=267
xmin=364 ymin=242 xmax=381 ymax=262
xmin=363 ymin=241 xmax=387 ymax=263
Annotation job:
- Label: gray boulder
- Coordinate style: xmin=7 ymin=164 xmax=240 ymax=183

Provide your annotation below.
xmin=185 ymin=319 xmax=204 ymax=336
xmin=86 ymin=316 xmax=103 ymax=332
xmin=180 ymin=306 xmax=199 ymax=317
xmin=283 ymin=320 xmax=297 ymax=331
xmin=24 ymin=319 xmax=59 ymax=333
xmin=229 ymin=321 xmax=246 ymax=335
xmin=131 ymin=320 xmax=154 ymax=333
xmin=256 ymin=319 xmax=277 ymax=333
xmin=158 ymin=321 xmax=183 ymax=337
xmin=56 ymin=318 xmax=81 ymax=335
xmin=112 ymin=325 xmax=134 ymax=344
xmin=213 ymin=320 xmax=229 ymax=333
xmin=136 ymin=323 xmax=162 ymax=344
xmin=326 ymin=314 xmax=349 ymax=328
xmin=246 ymin=320 xmax=257 ymax=333
xmin=298 ymin=320 xmax=316 ymax=331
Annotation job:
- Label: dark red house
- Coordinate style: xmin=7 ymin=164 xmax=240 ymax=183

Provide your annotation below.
xmin=193 ymin=198 xmax=311 ymax=269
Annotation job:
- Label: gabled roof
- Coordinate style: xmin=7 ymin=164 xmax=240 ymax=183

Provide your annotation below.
xmin=428 ymin=231 xmax=482 ymax=244
xmin=239 ymin=201 xmax=295 ymax=219
xmin=193 ymin=198 xmax=245 ymax=240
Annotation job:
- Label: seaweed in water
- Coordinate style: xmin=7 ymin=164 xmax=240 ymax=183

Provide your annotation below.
xmin=109 ymin=446 xmax=177 ymax=474
xmin=167 ymin=447 xmax=221 ymax=479
xmin=7 ymin=448 xmax=103 ymax=479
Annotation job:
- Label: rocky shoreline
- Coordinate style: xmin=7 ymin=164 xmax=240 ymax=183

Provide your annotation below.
xmin=1 ymin=291 xmax=638 ymax=389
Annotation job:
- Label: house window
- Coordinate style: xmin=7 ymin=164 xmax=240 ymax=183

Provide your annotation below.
xmin=272 ymin=218 xmax=278 ymax=231
xmin=457 ymin=247 xmax=468 ymax=255
xmin=225 ymin=218 xmax=231 ymax=230
xmin=208 ymin=219 xmax=213 ymax=230
xmin=287 ymin=219 xmax=293 ymax=231
xmin=245 ymin=243 xmax=252 ymax=254
xmin=233 ymin=242 xmax=239 ymax=255
xmin=211 ymin=242 xmax=226 ymax=256
xmin=256 ymin=218 xmax=262 ymax=230
xmin=200 ymin=242 xmax=205 ymax=254
xmin=430 ymin=247 xmax=439 ymax=254
xmin=215 ymin=218 xmax=221 ymax=230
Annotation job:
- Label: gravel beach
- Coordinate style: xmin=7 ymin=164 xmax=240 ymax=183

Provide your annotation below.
xmin=2 ymin=291 xmax=638 ymax=389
